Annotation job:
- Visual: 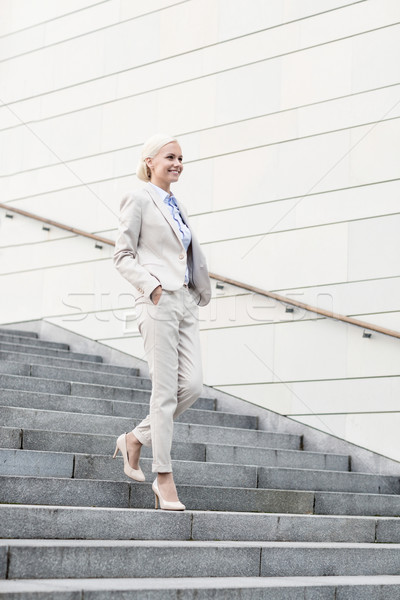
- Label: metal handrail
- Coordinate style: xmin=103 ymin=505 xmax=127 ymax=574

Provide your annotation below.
xmin=0 ymin=203 xmax=113 ymax=245
xmin=1 ymin=201 xmax=399 ymax=340
xmin=208 ymin=273 xmax=400 ymax=340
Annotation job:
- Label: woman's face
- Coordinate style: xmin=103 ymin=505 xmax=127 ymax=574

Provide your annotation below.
xmin=146 ymin=141 xmax=183 ymax=191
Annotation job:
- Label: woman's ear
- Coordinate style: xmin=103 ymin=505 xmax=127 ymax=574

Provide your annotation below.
xmin=145 ymin=158 xmax=152 ymax=178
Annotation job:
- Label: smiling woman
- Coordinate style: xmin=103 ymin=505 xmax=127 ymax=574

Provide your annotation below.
xmin=146 ymin=141 xmax=183 ymax=188
xmin=113 ymin=133 xmax=211 ymax=511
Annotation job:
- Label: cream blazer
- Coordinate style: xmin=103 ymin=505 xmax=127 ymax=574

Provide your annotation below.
xmin=113 ymin=182 xmax=211 ymax=306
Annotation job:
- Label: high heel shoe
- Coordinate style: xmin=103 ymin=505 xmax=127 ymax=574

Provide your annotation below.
xmin=152 ymin=477 xmax=185 ymax=511
xmin=112 ymin=432 xmax=145 ymax=482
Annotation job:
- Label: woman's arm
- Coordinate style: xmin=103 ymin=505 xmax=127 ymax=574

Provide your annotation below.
xmin=113 ymin=193 xmax=161 ymax=299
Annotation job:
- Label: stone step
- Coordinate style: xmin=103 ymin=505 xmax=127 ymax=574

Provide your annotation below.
xmin=0 ymin=426 xmax=350 ymax=471
xmin=0 ymin=476 xmax=314 ymax=513
xmin=0 ymin=341 xmax=103 ymax=362
xmin=206 ymin=442 xmax=350 ymax=471
xmin=0 ymin=448 xmax=258 ymax=489
xmin=0 ymin=361 xmax=152 ymax=390
xmin=0 ymin=384 xmax=150 ymax=407
xmin=2 ymin=476 xmax=400 ymax=517
xmin=0 ymin=406 xmax=301 ymax=449
xmin=0 ymin=427 xmax=207 ymax=462
xmin=2 ymin=504 xmax=397 ymax=544
xmin=0 ymin=333 xmax=69 ymax=350
xmin=3 ymin=539 xmax=400 ymax=579
xmin=0 ymin=373 xmax=152 ymax=397
xmin=0 ymin=389 xmax=253 ymax=430
xmin=257 ymin=466 xmax=400 ymax=495
xmin=2 ymin=576 xmax=400 ymax=600
xmin=0 ymin=388 xmax=215 ymax=416
xmin=0 ymin=448 xmax=394 ymax=494
xmin=0 ymin=349 xmax=140 ymax=376
xmin=0 ymin=328 xmax=38 ymax=339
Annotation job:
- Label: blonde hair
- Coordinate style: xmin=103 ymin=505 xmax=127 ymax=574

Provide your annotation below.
xmin=136 ymin=133 xmax=178 ymax=182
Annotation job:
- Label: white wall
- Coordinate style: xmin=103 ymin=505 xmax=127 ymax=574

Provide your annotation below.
xmin=1 ymin=0 xmax=400 ymax=459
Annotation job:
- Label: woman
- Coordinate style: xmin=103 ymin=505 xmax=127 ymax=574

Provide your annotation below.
xmin=113 ymin=133 xmax=211 ymax=511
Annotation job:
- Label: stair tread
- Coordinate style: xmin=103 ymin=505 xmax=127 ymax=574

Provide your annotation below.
xmin=0 ymin=328 xmax=38 ymax=338
xmin=0 ymin=388 xmax=215 ymax=412
xmin=0 ymin=369 xmax=150 ymax=388
xmin=0 ymin=392 xmax=256 ymax=425
xmin=0 ymin=404 xmax=294 ymax=437
xmin=0 ymin=503 xmax=388 ymax=518
xmin=0 ymin=503 xmax=397 ymax=544
xmin=0 ymin=351 xmax=140 ymax=375
xmin=0 ymin=447 xmax=384 ymax=477
xmin=3 ymin=539 xmax=400 ymax=548
xmin=0 ymin=334 xmax=68 ymax=350
xmin=0 ymin=341 xmax=103 ymax=362
xmin=2 ymin=574 xmax=400 ymax=592
xmin=0 ymin=428 xmax=349 ymax=459
xmin=2 ymin=473 xmax=400 ymax=499
xmin=3 ymin=539 xmax=400 ymax=580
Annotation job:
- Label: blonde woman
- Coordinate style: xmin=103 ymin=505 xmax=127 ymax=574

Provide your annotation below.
xmin=113 ymin=134 xmax=211 ymax=510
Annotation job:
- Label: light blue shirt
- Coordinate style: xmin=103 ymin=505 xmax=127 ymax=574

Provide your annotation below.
xmin=149 ymin=182 xmax=191 ymax=284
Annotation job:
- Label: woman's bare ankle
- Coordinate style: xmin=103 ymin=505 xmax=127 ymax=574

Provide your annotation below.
xmin=126 ymin=432 xmax=142 ymax=446
xmin=125 ymin=432 xmax=142 ymax=469
xmin=157 ymin=472 xmax=173 ymax=483
xmin=157 ymin=473 xmax=178 ymax=502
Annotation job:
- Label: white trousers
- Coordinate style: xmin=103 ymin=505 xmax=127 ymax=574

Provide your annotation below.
xmin=132 ymin=285 xmax=203 ymax=472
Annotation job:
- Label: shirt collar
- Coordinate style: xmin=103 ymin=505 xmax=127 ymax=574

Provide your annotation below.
xmin=149 ymin=182 xmax=173 ymax=203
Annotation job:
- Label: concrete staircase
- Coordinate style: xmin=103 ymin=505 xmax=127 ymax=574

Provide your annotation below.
xmin=1 ymin=327 xmax=400 ymax=598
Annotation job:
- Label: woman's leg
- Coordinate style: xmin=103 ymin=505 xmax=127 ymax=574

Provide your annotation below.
xmin=174 ymin=288 xmax=203 ymax=419
xmin=132 ymin=291 xmax=180 ymax=473
xmin=132 ymin=287 xmax=202 ymax=502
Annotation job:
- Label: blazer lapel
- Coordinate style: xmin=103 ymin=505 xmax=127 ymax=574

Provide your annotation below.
xmin=145 ymin=183 xmax=186 ymax=247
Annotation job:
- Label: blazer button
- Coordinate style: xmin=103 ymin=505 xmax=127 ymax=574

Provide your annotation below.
xmin=179 ymin=254 xmax=185 ymax=260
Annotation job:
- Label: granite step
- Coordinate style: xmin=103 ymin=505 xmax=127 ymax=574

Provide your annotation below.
xmin=0 ymin=373 xmax=152 ymax=397
xmin=0 ymin=362 xmax=153 ymax=390
xmin=2 ymin=576 xmax=400 ymax=599
xmin=0 ymin=333 xmax=69 ymax=350
xmin=0 ymin=476 xmax=314 ymax=513
xmin=3 ymin=540 xmax=400 ymax=579
xmin=0 ymin=328 xmax=38 ymax=339
xmin=257 ymin=466 xmax=400 ymax=495
xmin=0 ymin=341 xmax=103 ymax=362
xmin=2 ymin=476 xmax=400 ymax=516
xmin=0 ymin=426 xmax=207 ymax=461
xmin=0 ymin=388 xmax=215 ymax=413
xmin=0 ymin=448 xmax=394 ymax=494
xmin=0 ymin=448 xmax=259 ymax=489
xmin=0 ymin=390 xmax=253 ymax=429
xmin=206 ymin=442 xmax=350 ymax=471
xmin=0 ymin=406 xmax=301 ymax=449
xmin=2 ymin=504 xmax=397 ymax=544
xmin=0 ymin=350 xmax=140 ymax=376
xmin=0 ymin=426 xmax=350 ymax=471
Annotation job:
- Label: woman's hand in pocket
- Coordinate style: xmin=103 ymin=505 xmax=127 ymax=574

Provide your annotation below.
xmin=150 ymin=285 xmax=163 ymax=305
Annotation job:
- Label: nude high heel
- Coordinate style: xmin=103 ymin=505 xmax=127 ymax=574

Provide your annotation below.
xmin=152 ymin=477 xmax=185 ymax=511
xmin=113 ymin=432 xmax=145 ymax=482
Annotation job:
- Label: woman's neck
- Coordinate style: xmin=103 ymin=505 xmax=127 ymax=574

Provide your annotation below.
xmin=150 ymin=179 xmax=170 ymax=194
